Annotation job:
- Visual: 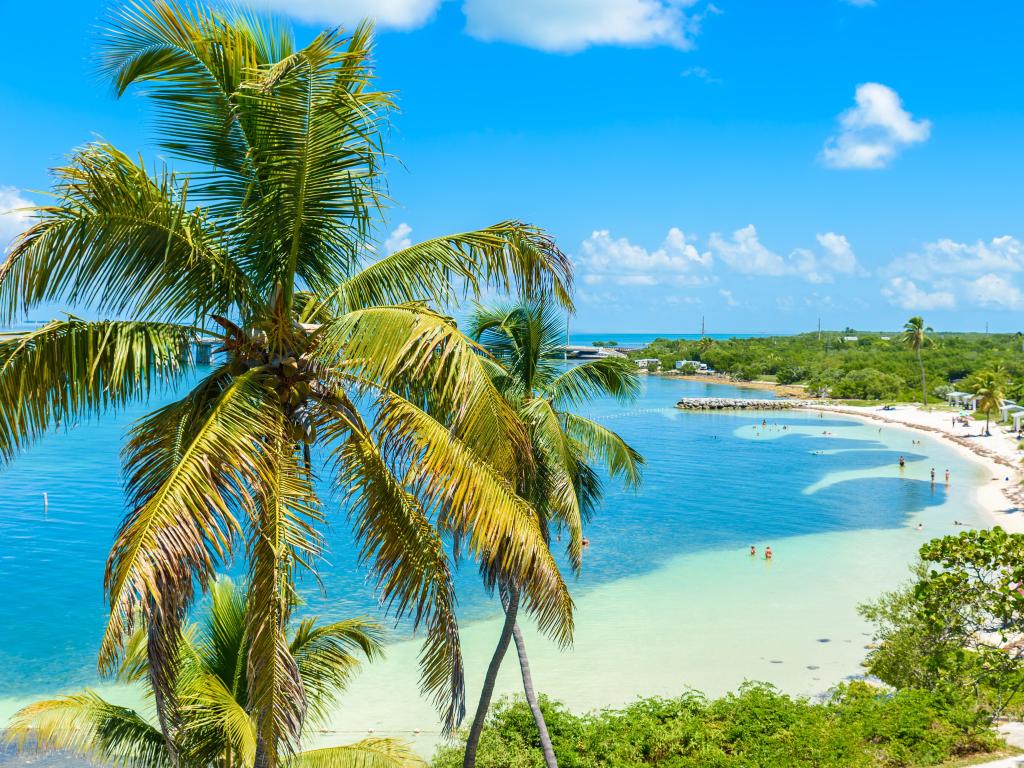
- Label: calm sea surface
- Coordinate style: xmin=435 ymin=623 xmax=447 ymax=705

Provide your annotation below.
xmin=0 ymin=367 xmax=986 ymax=747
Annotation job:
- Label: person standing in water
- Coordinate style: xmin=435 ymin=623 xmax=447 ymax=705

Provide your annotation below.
xmin=899 ymin=455 xmax=906 ymax=468
xmin=750 ymin=545 xmax=756 ymax=556
xmin=764 ymin=546 xmax=773 ymax=560
xmin=945 ymin=468 xmax=950 ymax=485
xmin=930 ymin=467 xmax=936 ymax=483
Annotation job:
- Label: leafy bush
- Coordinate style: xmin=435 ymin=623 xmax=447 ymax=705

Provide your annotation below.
xmin=830 ymin=368 xmax=903 ymax=400
xmin=432 ymin=683 xmax=1002 ymax=767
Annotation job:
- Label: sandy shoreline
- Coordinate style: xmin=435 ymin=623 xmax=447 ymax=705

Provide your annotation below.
xmin=798 ymin=403 xmax=1024 ymax=534
xmin=656 ymin=371 xmax=808 ymax=397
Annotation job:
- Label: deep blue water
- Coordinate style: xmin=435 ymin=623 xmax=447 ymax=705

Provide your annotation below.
xmin=568 ymin=332 xmax=775 ymax=347
xmin=0 ymin=371 xmax=965 ymax=697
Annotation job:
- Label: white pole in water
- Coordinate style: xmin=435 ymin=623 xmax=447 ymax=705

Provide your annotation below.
xmin=43 ymin=492 xmax=48 ymax=514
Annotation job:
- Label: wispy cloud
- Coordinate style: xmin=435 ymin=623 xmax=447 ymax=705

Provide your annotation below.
xmin=681 ymin=65 xmax=722 ymax=84
xmin=0 ymin=186 xmax=34 ymax=253
xmin=242 ymin=0 xmax=441 ymax=29
xmin=821 ymin=83 xmax=931 ymax=169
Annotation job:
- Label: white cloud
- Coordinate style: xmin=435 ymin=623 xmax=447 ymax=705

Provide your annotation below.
xmin=886 ymin=235 xmax=1024 ymax=280
xmin=0 ymin=187 xmax=34 ymax=253
xmin=578 ymin=227 xmax=712 ymax=286
xmin=719 ymin=289 xmax=738 ymax=307
xmin=243 ymin=0 xmax=441 ymax=29
xmin=463 ymin=0 xmax=713 ymax=53
xmin=708 ymin=225 xmax=861 ymax=283
xmin=708 ymin=225 xmax=787 ymax=276
xmin=666 ymin=295 xmax=701 ymax=305
xmin=841 ymin=0 xmax=875 ymax=6
xmin=967 ymin=273 xmax=1024 ymax=309
xmin=681 ymin=65 xmax=721 ymax=84
xmin=881 ymin=277 xmax=955 ymax=310
xmin=384 ymin=222 xmax=413 ymax=255
xmin=821 ymin=83 xmax=931 ymax=169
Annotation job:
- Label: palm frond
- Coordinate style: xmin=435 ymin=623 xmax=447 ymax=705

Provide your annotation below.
xmin=290 ymin=738 xmax=425 ymax=768
xmin=4 ymin=692 xmax=169 ymax=768
xmin=369 ymin=390 xmax=574 ymax=648
xmin=179 ymin=671 xmax=258 ymax=767
xmin=103 ymin=368 xmax=279 ymax=727
xmin=318 ymin=398 xmax=465 ymax=733
xmin=321 ymin=304 xmax=529 ymax=477
xmin=547 ymin=357 xmax=641 ymax=409
xmin=0 ymin=317 xmax=193 ymax=462
xmin=341 ymin=222 xmax=574 ymax=312
xmin=561 ymin=412 xmax=644 ymax=490
xmin=290 ymin=618 xmax=384 ymax=728
xmin=0 ymin=144 xmax=249 ymax=323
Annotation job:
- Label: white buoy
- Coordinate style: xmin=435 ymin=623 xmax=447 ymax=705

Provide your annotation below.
xmin=43 ymin=492 xmax=48 ymax=514
xmin=413 ymin=728 xmax=422 ymax=736
xmin=367 ymin=728 xmax=375 ymax=734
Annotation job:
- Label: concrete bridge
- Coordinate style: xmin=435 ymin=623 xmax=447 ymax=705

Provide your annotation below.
xmin=562 ymin=345 xmax=628 ymax=359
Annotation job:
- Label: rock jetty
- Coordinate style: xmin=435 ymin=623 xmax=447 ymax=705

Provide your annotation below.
xmin=676 ymin=397 xmax=819 ymax=410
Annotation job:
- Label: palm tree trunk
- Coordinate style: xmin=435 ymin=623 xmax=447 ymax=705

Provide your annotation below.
xmin=463 ymin=582 xmax=519 ymax=768
xmin=917 ymin=347 xmax=927 ymax=408
xmin=510 ymin=619 xmax=558 ymax=768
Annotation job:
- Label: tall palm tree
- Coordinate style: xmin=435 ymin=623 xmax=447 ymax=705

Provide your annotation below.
xmin=969 ymin=368 xmax=1008 ymax=436
xmin=900 ymin=316 xmax=933 ymax=408
xmin=6 ymin=577 xmax=423 ymax=767
xmin=462 ymin=302 xmax=644 ymax=768
xmin=0 ymin=3 xmax=575 ymax=764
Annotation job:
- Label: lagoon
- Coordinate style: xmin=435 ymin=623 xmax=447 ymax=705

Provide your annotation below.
xmin=0 ymin=371 xmax=987 ymax=755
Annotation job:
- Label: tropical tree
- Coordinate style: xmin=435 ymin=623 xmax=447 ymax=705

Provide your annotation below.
xmin=462 ymin=302 xmax=644 ymax=768
xmin=6 ymin=577 xmax=423 ymax=767
xmin=969 ymin=368 xmax=1008 ymax=436
xmin=0 ymin=4 xmax=575 ymax=765
xmin=900 ymin=316 xmax=933 ymax=408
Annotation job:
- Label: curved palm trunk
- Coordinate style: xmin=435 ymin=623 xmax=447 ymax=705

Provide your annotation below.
xmin=463 ymin=584 xmax=519 ymax=768
xmin=510 ymin=620 xmax=558 ymax=768
xmin=917 ymin=347 xmax=928 ymax=408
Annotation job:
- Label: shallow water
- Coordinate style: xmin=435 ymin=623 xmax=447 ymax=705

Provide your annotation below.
xmin=0 ymin=372 xmax=987 ymax=758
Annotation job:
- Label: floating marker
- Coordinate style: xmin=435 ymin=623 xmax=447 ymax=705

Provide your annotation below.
xmin=43 ymin=492 xmax=48 ymax=514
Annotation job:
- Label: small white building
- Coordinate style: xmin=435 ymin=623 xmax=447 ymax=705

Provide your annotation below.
xmin=674 ymin=360 xmax=709 ymax=373
xmin=842 ymin=336 xmax=859 ymax=342
xmin=635 ymin=358 xmax=661 ymax=369
xmin=946 ymin=391 xmax=973 ymax=409
xmin=999 ymin=401 xmax=1022 ymax=422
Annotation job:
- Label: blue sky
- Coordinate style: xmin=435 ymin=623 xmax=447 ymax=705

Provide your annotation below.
xmin=2 ymin=0 xmax=1023 ymax=333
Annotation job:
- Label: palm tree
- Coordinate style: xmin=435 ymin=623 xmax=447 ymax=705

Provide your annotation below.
xmin=0 ymin=3 xmax=575 ymax=764
xmin=968 ymin=368 xmax=1008 ymax=436
xmin=6 ymin=577 xmax=422 ymax=767
xmin=900 ymin=316 xmax=933 ymax=408
xmin=462 ymin=302 xmax=644 ymax=768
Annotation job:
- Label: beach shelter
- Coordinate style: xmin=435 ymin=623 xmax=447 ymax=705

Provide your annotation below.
xmin=1013 ymin=411 xmax=1024 ymax=433
xmin=1000 ymin=402 xmax=1024 ymax=421
xmin=946 ymin=391 xmax=972 ymax=407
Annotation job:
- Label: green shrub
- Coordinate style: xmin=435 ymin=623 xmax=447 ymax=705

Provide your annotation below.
xmin=432 ymin=683 xmax=1002 ymax=767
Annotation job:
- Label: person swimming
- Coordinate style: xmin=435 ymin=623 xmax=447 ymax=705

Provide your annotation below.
xmin=916 ymin=523 xmax=923 ymax=531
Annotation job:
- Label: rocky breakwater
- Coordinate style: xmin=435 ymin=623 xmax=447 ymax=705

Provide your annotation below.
xmin=676 ymin=397 xmax=820 ymax=410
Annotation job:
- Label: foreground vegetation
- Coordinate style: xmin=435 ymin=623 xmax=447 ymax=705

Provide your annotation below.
xmin=431 ymin=684 xmax=1004 ymax=768
xmin=434 ymin=528 xmax=1024 ymax=767
xmin=631 ymin=329 xmax=1024 ymax=401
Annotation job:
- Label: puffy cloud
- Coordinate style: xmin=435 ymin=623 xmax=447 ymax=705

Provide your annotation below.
xmin=718 ymin=289 xmax=738 ymax=307
xmin=967 ymin=273 xmax=1024 ymax=309
xmin=881 ymin=277 xmax=955 ymax=310
xmin=821 ymin=83 xmax=931 ymax=169
xmin=0 ymin=187 xmax=34 ymax=253
xmin=708 ymin=225 xmax=787 ymax=276
xmin=578 ymin=227 xmax=712 ymax=286
xmin=708 ymin=225 xmax=861 ymax=283
xmin=384 ymin=222 xmax=413 ymax=254
xmin=463 ymin=0 xmax=714 ymax=53
xmin=243 ymin=0 xmax=441 ymax=29
xmin=886 ymin=235 xmax=1024 ymax=280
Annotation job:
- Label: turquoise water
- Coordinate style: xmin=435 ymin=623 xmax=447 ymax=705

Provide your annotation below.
xmin=568 ymin=331 xmax=776 ymax=347
xmin=0 ymin=369 xmax=988 ymax=754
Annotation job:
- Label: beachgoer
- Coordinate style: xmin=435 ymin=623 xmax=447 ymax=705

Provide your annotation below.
xmin=945 ymin=469 xmax=950 ymax=484
xmin=930 ymin=468 xmax=935 ymax=483
xmin=916 ymin=523 xmax=923 ymax=531
xmin=764 ymin=546 xmax=773 ymax=560
xmin=582 ymin=537 xmax=590 ymax=548
xmin=750 ymin=545 xmax=756 ymax=556
xmin=898 ymin=455 xmax=905 ymax=468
